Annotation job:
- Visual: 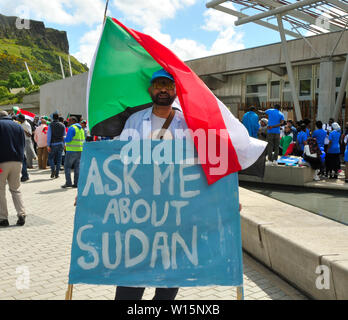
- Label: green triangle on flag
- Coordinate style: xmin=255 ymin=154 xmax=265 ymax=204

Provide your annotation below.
xmin=87 ymin=17 xmax=162 ymax=137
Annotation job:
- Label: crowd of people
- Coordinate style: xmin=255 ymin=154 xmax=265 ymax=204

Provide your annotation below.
xmin=242 ymin=105 xmax=348 ymax=183
xmin=0 ymin=109 xmax=98 ymax=227
xmin=4 ymin=111 xmax=92 ymax=187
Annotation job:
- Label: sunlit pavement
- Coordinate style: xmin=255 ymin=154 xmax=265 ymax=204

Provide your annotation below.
xmin=0 ymin=164 xmax=307 ymax=300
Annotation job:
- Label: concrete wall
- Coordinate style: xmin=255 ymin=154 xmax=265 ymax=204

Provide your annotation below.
xmin=239 ymin=164 xmax=315 ymax=186
xmin=240 ymin=187 xmax=348 ymax=300
xmin=22 ymin=92 xmax=40 ymax=108
xmin=40 ymin=72 xmax=88 ymax=118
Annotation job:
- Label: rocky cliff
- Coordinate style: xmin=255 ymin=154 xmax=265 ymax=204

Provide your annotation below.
xmin=0 ymin=13 xmax=88 ymax=82
xmin=0 ymin=14 xmax=69 ymax=53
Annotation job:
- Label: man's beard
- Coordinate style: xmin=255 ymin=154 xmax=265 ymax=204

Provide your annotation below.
xmin=150 ymin=92 xmax=176 ymax=106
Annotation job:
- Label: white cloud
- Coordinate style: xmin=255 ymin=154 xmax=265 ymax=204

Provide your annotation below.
xmin=112 ymin=0 xmax=196 ymax=32
xmin=72 ymin=24 xmax=103 ymax=66
xmin=0 ymin=0 xmax=106 ymax=26
xmin=110 ymin=0 xmax=245 ymax=62
xmin=201 ymin=6 xmax=245 ymax=56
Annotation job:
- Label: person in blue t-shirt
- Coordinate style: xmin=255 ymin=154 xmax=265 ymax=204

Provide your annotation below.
xmin=242 ymin=106 xmax=260 ymax=138
xmin=265 ymin=104 xmax=285 ymax=164
xmin=344 ymin=133 xmax=348 ymax=183
xmin=296 ymin=124 xmax=307 ymax=155
xmin=312 ymin=121 xmax=327 ymax=149
xmin=325 ymin=122 xmax=341 ymax=179
xmin=303 ymin=118 xmax=311 ymax=138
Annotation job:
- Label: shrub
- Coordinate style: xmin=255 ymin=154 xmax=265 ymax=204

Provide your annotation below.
xmin=0 ymin=86 xmax=10 ymax=99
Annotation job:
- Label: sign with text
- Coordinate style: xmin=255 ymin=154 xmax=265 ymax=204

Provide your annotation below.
xmin=68 ymin=140 xmax=243 ymax=287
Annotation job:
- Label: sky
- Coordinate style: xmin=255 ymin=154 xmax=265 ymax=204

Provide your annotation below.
xmin=0 ymin=0 xmax=298 ymax=67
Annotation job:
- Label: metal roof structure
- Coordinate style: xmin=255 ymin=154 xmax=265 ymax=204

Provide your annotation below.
xmin=206 ymin=0 xmax=348 ymax=121
xmin=206 ymin=0 xmax=348 ymax=37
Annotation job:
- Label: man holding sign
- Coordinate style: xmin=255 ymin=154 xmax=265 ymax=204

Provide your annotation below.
xmin=116 ymin=69 xmax=187 ymax=300
xmin=68 ymin=17 xmax=266 ymax=302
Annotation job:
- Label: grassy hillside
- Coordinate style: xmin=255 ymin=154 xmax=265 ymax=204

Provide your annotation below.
xmin=0 ymin=15 xmax=89 ymax=105
xmin=0 ymin=38 xmax=88 ymax=81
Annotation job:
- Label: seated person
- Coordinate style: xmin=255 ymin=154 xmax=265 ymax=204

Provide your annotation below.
xmin=303 ymin=137 xmax=323 ymax=181
xmin=279 ymin=125 xmax=293 ymax=156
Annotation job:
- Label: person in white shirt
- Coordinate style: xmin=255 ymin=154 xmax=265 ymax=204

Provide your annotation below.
xmin=323 ymin=118 xmax=334 ymax=152
xmin=116 ymin=69 xmax=185 ymax=301
xmin=17 ymin=114 xmax=36 ymax=179
xmin=120 ymin=69 xmax=187 ymax=141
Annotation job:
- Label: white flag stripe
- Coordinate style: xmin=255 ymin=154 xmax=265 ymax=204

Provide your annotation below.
xmin=216 ymin=98 xmax=267 ymax=170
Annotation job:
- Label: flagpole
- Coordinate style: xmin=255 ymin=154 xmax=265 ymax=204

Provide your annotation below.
xmin=59 ymin=56 xmax=65 ymax=79
xmin=24 ymin=61 xmax=35 ymax=85
xmin=103 ymin=0 xmax=110 ymax=24
xmin=68 ymin=55 xmax=73 ymax=77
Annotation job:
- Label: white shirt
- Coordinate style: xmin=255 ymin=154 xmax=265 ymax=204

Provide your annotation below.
xmin=21 ymin=120 xmax=32 ymax=141
xmin=119 ymin=106 xmax=188 ymax=140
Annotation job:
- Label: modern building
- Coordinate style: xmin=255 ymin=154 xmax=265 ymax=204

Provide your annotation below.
xmin=185 ymin=29 xmax=348 ymax=124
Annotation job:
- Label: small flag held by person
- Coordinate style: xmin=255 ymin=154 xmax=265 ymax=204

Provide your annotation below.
xmin=13 ymin=106 xmax=35 ymax=122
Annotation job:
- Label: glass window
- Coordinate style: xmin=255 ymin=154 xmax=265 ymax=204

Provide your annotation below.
xmin=270 ymin=81 xmax=280 ymax=99
xmin=299 ymin=80 xmax=311 ymax=96
xmin=283 ymin=81 xmax=293 ymax=102
xmin=336 ymin=77 xmax=341 ymax=87
xmin=246 ymin=84 xmax=267 ymax=94
xmin=246 ymin=96 xmax=267 ymax=108
xmin=246 ymin=83 xmax=267 ymax=108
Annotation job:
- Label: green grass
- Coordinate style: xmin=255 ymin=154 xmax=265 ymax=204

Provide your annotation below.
xmin=0 ymin=38 xmax=88 ymax=80
xmin=0 ymin=37 xmax=88 ymax=105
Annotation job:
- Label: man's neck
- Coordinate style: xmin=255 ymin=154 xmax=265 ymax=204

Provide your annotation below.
xmin=152 ymin=104 xmax=172 ymax=119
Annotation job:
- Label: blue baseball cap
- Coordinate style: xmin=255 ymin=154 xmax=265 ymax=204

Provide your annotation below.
xmin=150 ymin=69 xmax=174 ymax=83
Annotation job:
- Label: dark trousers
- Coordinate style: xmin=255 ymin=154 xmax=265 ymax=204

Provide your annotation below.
xmin=115 ymin=286 xmax=179 ymax=300
xmin=21 ymin=155 xmax=29 ymax=179
xmin=64 ymin=151 xmax=81 ymax=186
xmin=48 ymin=144 xmax=64 ymax=176
xmin=266 ymin=133 xmax=280 ymax=161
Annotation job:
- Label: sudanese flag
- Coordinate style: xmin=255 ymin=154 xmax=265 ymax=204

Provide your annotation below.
xmin=87 ymin=17 xmax=267 ymax=184
xmin=13 ymin=106 xmax=35 ymax=122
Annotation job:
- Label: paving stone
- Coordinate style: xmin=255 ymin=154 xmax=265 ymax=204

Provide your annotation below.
xmin=0 ymin=164 xmax=307 ymax=300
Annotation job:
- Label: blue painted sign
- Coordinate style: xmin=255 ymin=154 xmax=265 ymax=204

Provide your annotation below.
xmin=68 ymin=140 xmax=243 ymax=287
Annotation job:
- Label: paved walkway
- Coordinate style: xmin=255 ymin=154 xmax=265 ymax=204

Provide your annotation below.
xmin=0 ymin=165 xmax=307 ymax=300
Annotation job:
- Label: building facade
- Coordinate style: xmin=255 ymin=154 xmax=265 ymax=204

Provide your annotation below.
xmin=186 ymin=29 xmax=348 ymax=125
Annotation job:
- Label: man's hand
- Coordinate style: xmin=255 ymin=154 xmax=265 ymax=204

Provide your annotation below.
xmin=47 ymin=146 xmax=51 ymax=153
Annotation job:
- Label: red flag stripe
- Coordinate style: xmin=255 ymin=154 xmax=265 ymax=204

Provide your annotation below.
xmin=111 ymin=18 xmax=241 ymax=185
xmin=16 ymin=108 xmax=35 ymax=121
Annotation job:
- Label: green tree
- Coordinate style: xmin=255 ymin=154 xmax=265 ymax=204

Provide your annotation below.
xmin=8 ymin=72 xmax=22 ymax=88
xmin=0 ymin=86 xmax=10 ymax=99
xmin=0 ymin=80 xmax=8 ymax=88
